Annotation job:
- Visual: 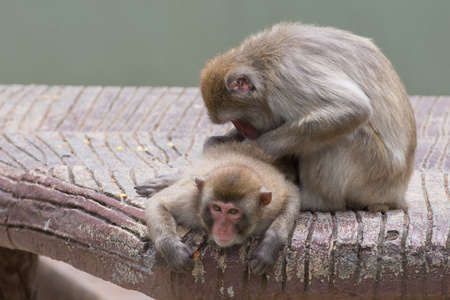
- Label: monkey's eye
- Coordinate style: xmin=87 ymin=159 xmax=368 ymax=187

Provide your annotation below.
xmin=212 ymin=205 xmax=221 ymax=212
xmin=229 ymin=208 xmax=239 ymax=215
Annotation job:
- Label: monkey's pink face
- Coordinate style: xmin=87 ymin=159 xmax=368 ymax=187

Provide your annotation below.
xmin=231 ymin=119 xmax=261 ymax=140
xmin=209 ymin=201 xmax=244 ymax=247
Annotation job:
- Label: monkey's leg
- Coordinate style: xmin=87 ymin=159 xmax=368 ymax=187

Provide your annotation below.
xmin=249 ymin=186 xmax=301 ymax=275
xmin=298 ymin=188 xmax=345 ymax=212
xmin=299 ymin=190 xmax=326 ymax=211
xmin=135 ymin=173 xmax=181 ymax=197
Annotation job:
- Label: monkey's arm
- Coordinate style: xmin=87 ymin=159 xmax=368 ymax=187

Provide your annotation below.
xmin=145 ymin=181 xmax=201 ymax=273
xmin=204 ymin=128 xmax=245 ymax=150
xmin=256 ymin=78 xmax=372 ymax=158
xmin=250 ymin=185 xmax=301 ymax=275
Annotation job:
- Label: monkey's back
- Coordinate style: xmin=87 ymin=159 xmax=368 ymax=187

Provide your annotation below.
xmin=195 ymin=142 xmax=285 ymax=180
xmin=210 ymin=22 xmax=415 ymax=173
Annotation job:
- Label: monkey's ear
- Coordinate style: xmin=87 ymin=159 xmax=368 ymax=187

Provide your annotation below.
xmin=228 ymin=75 xmax=254 ymax=92
xmin=259 ymin=188 xmax=272 ymax=206
xmin=194 ymin=176 xmax=205 ymax=191
xmin=225 ymin=69 xmax=259 ymax=94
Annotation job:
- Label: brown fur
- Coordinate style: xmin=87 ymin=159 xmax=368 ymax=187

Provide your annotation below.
xmin=200 ymin=22 xmax=416 ymax=212
xmin=144 ymin=142 xmax=300 ymax=275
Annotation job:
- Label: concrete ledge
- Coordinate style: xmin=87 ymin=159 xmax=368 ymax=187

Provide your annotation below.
xmin=0 ymin=85 xmax=449 ymax=299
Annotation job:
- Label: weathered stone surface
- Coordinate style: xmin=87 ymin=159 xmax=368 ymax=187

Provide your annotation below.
xmin=0 ymin=86 xmax=449 ymax=299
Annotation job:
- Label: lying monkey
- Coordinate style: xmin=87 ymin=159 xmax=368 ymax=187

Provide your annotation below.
xmin=136 ymin=143 xmax=300 ymax=275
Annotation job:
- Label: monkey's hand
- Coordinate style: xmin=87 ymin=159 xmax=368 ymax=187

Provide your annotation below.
xmin=253 ymin=77 xmax=372 ymax=158
xmin=157 ymin=238 xmax=195 ymax=273
xmin=204 ymin=135 xmax=231 ymax=149
xmin=203 ymin=128 xmax=245 ymax=150
xmin=135 ymin=174 xmax=181 ymax=197
xmin=249 ymin=234 xmax=282 ymax=276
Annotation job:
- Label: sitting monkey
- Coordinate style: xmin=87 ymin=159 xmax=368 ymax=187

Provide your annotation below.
xmin=137 ymin=143 xmax=300 ymax=275
xmin=200 ymin=22 xmax=417 ymax=212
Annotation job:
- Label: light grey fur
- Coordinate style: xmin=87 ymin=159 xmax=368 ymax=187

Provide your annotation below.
xmin=141 ymin=142 xmax=301 ymax=274
xmin=201 ymin=23 xmax=417 ymax=212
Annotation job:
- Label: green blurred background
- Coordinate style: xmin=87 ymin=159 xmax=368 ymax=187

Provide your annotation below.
xmin=1 ymin=0 xmax=449 ymax=95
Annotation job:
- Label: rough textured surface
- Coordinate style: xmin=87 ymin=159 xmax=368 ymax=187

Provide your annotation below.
xmin=0 ymin=85 xmax=449 ymax=299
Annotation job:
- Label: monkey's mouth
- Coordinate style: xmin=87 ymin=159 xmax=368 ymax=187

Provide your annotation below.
xmin=231 ymin=120 xmax=260 ymax=140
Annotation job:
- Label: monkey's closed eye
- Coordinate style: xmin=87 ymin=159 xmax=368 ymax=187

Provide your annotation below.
xmin=212 ymin=205 xmax=221 ymax=211
xmin=229 ymin=208 xmax=239 ymax=214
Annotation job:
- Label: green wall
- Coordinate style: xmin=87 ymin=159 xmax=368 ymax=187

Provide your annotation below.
xmin=1 ymin=0 xmax=449 ymax=95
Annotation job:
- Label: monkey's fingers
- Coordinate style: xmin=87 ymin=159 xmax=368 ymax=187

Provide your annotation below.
xmin=204 ymin=136 xmax=223 ymax=149
xmin=249 ymin=256 xmax=275 ymax=276
xmin=166 ymin=243 xmax=195 ymax=273
xmin=135 ymin=174 xmax=181 ymax=192
xmin=204 ymin=134 xmax=243 ymax=149
xmin=134 ymin=179 xmax=174 ymax=197
xmin=134 ymin=186 xmax=160 ymax=197
xmin=249 ymin=242 xmax=279 ymax=276
xmin=135 ymin=182 xmax=163 ymax=190
xmin=135 ymin=181 xmax=167 ymax=189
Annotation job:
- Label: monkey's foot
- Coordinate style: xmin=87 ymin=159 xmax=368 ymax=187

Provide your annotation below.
xmin=367 ymin=203 xmax=391 ymax=213
xmin=134 ymin=173 xmax=181 ymax=197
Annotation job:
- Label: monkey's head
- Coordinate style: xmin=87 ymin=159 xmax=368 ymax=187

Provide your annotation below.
xmin=194 ymin=168 xmax=272 ymax=247
xmin=200 ymin=55 xmax=280 ymax=141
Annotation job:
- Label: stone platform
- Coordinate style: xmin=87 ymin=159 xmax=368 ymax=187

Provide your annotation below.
xmin=0 ymin=85 xmax=448 ymax=299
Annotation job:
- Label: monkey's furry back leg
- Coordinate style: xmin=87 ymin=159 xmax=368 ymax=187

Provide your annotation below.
xmin=135 ymin=173 xmax=182 ymax=197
